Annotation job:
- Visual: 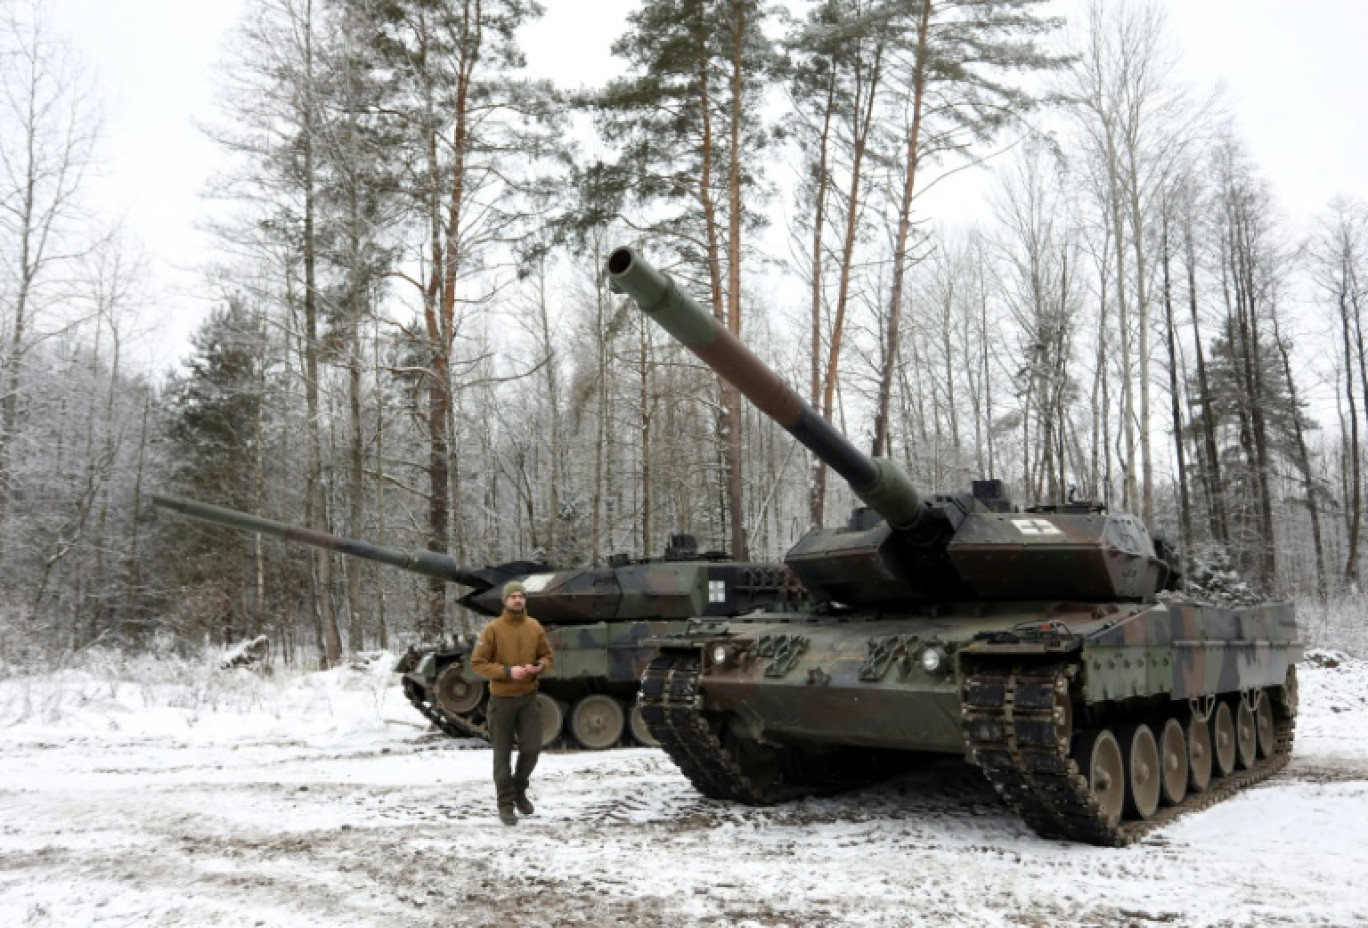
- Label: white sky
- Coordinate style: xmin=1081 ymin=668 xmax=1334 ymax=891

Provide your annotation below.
xmin=44 ymin=0 xmax=1368 ymax=371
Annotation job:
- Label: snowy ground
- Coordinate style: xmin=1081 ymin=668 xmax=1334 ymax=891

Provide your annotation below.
xmin=1 ymin=651 xmax=1365 ymax=928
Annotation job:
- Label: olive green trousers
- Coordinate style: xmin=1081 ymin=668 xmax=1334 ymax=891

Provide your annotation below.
xmin=486 ymin=692 xmax=542 ymax=808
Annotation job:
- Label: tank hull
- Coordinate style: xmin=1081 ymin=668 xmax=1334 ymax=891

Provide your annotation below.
xmin=640 ymin=599 xmax=1301 ymax=844
xmin=397 ymin=558 xmax=803 ymax=747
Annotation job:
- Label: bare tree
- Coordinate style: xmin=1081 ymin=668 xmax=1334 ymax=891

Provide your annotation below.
xmin=786 ymin=0 xmax=889 ymax=528
xmin=989 ymin=139 xmax=1082 ymax=504
xmin=1311 ymin=199 xmax=1368 ymax=586
xmin=1065 ymin=0 xmax=1211 ymax=521
xmin=0 ymin=0 xmax=100 ymax=534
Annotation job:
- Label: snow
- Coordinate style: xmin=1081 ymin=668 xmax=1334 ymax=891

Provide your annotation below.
xmin=1 ymin=651 xmax=1366 ymax=928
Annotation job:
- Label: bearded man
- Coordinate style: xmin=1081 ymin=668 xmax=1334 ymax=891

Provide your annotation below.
xmin=469 ymin=580 xmax=554 ymax=825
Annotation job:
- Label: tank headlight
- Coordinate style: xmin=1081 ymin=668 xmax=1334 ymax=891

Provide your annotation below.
xmin=711 ymin=644 xmax=730 ymax=667
xmin=920 ymin=646 xmax=947 ymax=675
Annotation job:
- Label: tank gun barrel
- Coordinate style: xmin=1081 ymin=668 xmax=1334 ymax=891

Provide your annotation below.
xmin=151 ymin=494 xmax=500 ymax=591
xmin=607 ymin=247 xmax=924 ymax=531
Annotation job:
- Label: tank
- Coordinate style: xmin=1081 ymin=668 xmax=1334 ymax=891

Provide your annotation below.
xmin=607 ymin=246 xmax=1302 ymax=846
xmin=151 ymin=494 xmax=802 ymax=750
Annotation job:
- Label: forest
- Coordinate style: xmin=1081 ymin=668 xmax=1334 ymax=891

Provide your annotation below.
xmin=1 ymin=0 xmax=1365 ymax=668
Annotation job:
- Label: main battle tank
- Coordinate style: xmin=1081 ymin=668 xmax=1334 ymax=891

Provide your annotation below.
xmin=151 ymin=494 xmax=802 ymax=750
xmin=607 ymin=247 xmax=1302 ymax=846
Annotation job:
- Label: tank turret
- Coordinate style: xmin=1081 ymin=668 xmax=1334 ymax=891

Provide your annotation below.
xmin=609 ymin=246 xmax=1300 ymax=846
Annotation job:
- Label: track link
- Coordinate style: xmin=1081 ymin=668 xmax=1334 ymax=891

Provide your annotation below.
xmin=962 ymin=661 xmax=1297 ymax=846
xmin=637 ymin=649 xmax=807 ymax=805
xmin=401 ymin=678 xmax=489 ymax=741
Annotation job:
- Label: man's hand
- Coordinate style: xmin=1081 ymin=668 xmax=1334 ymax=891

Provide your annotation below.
xmin=509 ymin=663 xmax=543 ymax=682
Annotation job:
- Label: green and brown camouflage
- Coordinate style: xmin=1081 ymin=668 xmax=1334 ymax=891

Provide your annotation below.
xmin=401 ymin=552 xmax=804 ymax=749
xmin=609 ymin=246 xmax=1302 ymax=845
xmin=151 ymin=494 xmax=802 ymax=749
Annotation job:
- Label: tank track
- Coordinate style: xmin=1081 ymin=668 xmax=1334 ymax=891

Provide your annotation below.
xmin=638 ymin=649 xmax=806 ymax=804
xmin=401 ymin=677 xmax=489 ymax=741
xmin=961 ymin=660 xmax=1296 ymax=847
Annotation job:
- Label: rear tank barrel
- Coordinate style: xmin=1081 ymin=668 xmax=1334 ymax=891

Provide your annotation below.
xmin=606 ymin=246 xmax=924 ymax=531
xmin=151 ymin=494 xmax=496 ymax=590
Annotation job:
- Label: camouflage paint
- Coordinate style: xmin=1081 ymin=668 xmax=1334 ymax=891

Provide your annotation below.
xmin=154 ymin=490 xmax=807 ymax=747
xmin=469 ymin=562 xmax=803 ymax=622
xmin=948 ymin=511 xmax=1161 ymax=600
xmin=647 ymin=596 xmax=1301 ymax=755
xmin=614 ymin=245 xmax=1304 ymax=840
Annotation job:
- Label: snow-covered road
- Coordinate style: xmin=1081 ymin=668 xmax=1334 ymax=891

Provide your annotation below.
xmin=1 ymin=652 xmax=1364 ymax=927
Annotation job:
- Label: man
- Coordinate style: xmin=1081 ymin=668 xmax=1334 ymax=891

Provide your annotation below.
xmin=469 ymin=580 xmax=554 ymax=826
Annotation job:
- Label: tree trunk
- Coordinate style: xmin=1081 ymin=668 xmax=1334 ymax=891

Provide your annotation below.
xmin=299 ymin=2 xmax=341 ymax=667
xmin=806 ymin=71 xmax=836 ymax=530
xmin=1161 ymin=211 xmax=1193 ymax=575
xmin=1271 ymin=311 xmax=1326 ymax=599
xmin=871 ymin=0 xmax=930 ymax=459
xmin=1185 ymin=212 xmax=1229 ymax=547
xmin=723 ymin=0 xmax=748 ymax=560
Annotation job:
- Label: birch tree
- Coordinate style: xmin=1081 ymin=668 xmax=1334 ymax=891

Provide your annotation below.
xmin=1065 ymin=0 xmax=1209 ymax=521
xmin=1310 ymin=199 xmax=1368 ymax=587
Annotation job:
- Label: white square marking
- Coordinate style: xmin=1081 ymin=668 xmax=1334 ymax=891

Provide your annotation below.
xmin=1011 ymin=518 xmax=1063 ymax=536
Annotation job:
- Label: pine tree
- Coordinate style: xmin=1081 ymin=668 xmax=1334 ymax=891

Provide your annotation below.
xmin=868 ymin=0 xmax=1066 ymax=460
xmin=590 ymin=0 xmax=776 ymax=559
xmin=157 ymin=299 xmax=276 ymax=646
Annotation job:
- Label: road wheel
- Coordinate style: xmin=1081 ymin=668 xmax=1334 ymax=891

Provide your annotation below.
xmin=1235 ymin=696 xmax=1258 ymax=769
xmin=1212 ymin=700 xmax=1237 ymax=777
xmin=1254 ymin=689 xmax=1276 ymax=758
xmin=1120 ymin=724 xmax=1160 ymax=820
xmin=433 ymin=665 xmax=484 ymax=717
xmin=1071 ymin=729 xmax=1125 ymax=828
xmin=1187 ymin=714 xmax=1212 ymax=793
xmin=568 ymin=694 xmax=626 ymax=750
xmin=1158 ymin=717 xmax=1189 ymax=807
xmin=534 ymin=693 xmax=566 ymax=748
xmin=629 ymin=698 xmax=660 ymax=747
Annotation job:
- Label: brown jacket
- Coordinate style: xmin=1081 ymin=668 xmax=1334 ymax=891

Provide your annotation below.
xmin=469 ymin=611 xmax=554 ymax=697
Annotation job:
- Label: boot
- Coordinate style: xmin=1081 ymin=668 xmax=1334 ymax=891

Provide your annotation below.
xmin=498 ymin=805 xmax=517 ymax=826
xmin=515 ymin=793 xmax=535 ymax=816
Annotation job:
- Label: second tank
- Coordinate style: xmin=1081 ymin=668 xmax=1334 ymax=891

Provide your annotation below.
xmin=152 ymin=494 xmax=802 ymax=749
